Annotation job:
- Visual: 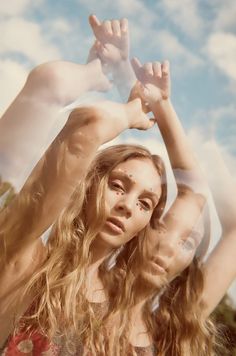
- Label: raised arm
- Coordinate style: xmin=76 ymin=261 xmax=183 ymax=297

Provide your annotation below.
xmin=89 ymin=14 xmax=136 ymax=100
xmin=0 ymin=56 xmax=111 ymax=184
xmin=131 ymin=58 xmax=203 ymax=173
xmin=0 ymin=98 xmax=153 ymax=261
xmin=201 ymin=144 xmax=236 ymax=316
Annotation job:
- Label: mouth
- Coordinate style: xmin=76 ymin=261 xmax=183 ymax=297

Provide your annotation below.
xmin=105 ymin=217 xmax=125 ymax=234
xmin=149 ymin=256 xmax=168 ymax=275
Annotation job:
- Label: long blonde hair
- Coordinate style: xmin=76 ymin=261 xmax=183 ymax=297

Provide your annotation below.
xmin=4 ymin=113 xmax=166 ymax=350
xmin=103 ymin=216 xmax=225 ymax=356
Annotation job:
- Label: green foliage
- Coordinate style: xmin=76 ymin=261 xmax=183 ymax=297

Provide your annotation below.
xmin=0 ymin=176 xmax=16 ymax=208
xmin=213 ymin=295 xmax=236 ymax=355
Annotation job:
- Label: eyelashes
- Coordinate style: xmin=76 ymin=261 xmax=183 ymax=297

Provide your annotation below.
xmin=109 ymin=180 xmax=153 ymax=211
xmin=179 ymin=237 xmax=196 ymax=251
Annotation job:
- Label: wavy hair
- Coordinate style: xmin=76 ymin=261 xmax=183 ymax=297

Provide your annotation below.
xmin=3 ymin=108 xmax=166 ymax=353
xmin=100 ymin=207 xmax=226 ymax=356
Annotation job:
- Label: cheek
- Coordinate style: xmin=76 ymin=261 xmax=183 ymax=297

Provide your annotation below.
xmin=131 ymin=210 xmax=152 ymax=234
xmin=104 ymin=189 xmax=119 ymax=208
xmin=173 ymin=254 xmax=194 ymax=276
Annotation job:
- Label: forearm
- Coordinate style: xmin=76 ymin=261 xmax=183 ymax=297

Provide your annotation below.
xmin=153 ymin=99 xmax=198 ymax=171
xmin=0 ymin=60 xmax=102 ymax=182
xmin=204 ymin=144 xmax=236 ymax=232
xmin=1 ymin=108 xmax=103 ymax=258
xmin=113 ymin=60 xmax=136 ymax=101
xmin=202 ymin=230 xmax=236 ymax=317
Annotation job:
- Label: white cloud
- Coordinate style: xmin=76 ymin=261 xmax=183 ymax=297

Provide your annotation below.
xmin=160 ymin=0 xmax=204 ymax=38
xmin=0 ymin=17 xmax=61 ymax=64
xmin=77 ymin=0 xmax=157 ymax=26
xmin=205 ymin=32 xmax=236 ymax=80
xmin=154 ymin=30 xmax=204 ymax=69
xmin=49 ymin=18 xmax=72 ymax=34
xmin=213 ymin=0 xmax=236 ymax=32
xmin=0 ymin=0 xmax=31 ymax=16
xmin=0 ymin=59 xmax=28 ymax=115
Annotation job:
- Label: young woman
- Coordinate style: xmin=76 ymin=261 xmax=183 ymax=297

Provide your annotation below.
xmin=0 ymin=18 xmax=170 ymax=353
xmin=103 ymin=58 xmax=236 ymax=356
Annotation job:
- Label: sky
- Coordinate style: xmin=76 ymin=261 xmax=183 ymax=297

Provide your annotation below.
xmin=0 ymin=0 xmax=236 ymax=301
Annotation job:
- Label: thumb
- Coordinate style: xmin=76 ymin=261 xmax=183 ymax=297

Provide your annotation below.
xmin=131 ymin=57 xmax=142 ymax=78
xmin=135 ymin=114 xmax=155 ymax=131
xmin=143 ymin=117 xmax=155 ymax=130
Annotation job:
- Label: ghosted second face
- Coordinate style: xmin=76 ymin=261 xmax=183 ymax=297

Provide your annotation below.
xmin=138 ymin=195 xmax=206 ymax=291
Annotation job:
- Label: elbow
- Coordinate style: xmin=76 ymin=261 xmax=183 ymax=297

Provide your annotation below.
xmin=25 ymin=62 xmax=67 ymax=105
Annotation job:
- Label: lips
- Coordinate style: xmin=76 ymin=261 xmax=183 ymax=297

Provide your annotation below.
xmin=150 ymin=256 xmax=168 ymax=275
xmin=105 ymin=217 xmax=125 ymax=234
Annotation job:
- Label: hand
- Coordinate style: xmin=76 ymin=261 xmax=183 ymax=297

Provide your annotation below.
xmin=89 ymin=15 xmax=129 ymax=69
xmin=86 ymin=44 xmax=113 ymax=92
xmin=131 ymin=57 xmax=171 ymax=108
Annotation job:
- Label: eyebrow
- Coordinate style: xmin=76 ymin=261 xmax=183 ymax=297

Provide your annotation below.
xmin=111 ymin=170 xmax=160 ymax=204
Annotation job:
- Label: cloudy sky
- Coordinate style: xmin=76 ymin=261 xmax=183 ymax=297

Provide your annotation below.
xmin=0 ymin=0 xmax=236 ymax=300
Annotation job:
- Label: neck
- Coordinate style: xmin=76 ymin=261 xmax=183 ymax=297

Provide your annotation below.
xmin=90 ymin=237 xmax=113 ymax=265
xmin=129 ymin=276 xmax=164 ymax=322
xmin=85 ymin=237 xmax=113 ymax=303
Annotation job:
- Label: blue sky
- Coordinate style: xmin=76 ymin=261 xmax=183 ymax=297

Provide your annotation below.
xmin=0 ymin=0 xmax=236 ymax=299
xmin=0 ymin=0 xmax=236 ymax=155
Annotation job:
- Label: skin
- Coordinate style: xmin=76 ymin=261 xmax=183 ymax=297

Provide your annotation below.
xmin=86 ymin=157 xmax=162 ymax=303
xmin=141 ymin=194 xmax=205 ymax=289
xmin=0 ymin=98 xmax=154 ymax=344
xmin=88 ymin=14 xmax=136 ymax=100
xmin=0 ymin=57 xmax=111 ymax=186
xmin=125 ymin=56 xmax=236 ymax=350
xmin=88 ymin=158 xmax=162 ymax=252
xmin=0 ymin=14 xmax=155 ymax=345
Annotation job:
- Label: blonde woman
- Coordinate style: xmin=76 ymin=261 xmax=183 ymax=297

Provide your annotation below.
xmin=1 ymin=57 xmax=172 ymax=356
xmin=0 ymin=15 xmax=166 ymax=355
xmin=104 ymin=58 xmax=236 ymax=356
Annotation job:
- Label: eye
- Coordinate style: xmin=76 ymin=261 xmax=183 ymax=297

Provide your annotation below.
xmin=181 ymin=238 xmax=196 ymax=251
xmin=139 ymin=200 xmax=152 ymax=211
xmin=110 ymin=180 xmax=124 ymax=192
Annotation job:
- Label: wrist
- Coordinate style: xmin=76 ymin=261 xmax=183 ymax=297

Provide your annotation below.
xmin=151 ymin=97 xmax=171 ymax=115
xmin=84 ymin=59 xmax=104 ymax=91
xmin=112 ymin=59 xmax=134 ymax=81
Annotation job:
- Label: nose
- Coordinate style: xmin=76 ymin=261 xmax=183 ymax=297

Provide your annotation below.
xmin=114 ymin=194 xmax=134 ymax=218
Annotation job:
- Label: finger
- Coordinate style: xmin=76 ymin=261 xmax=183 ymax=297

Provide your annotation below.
xmin=102 ymin=20 xmax=112 ymax=35
xmin=146 ymin=118 xmax=155 ymax=129
xmin=161 ymin=60 xmax=170 ymax=76
xmin=120 ymin=18 xmax=128 ymax=34
xmin=131 ymin=57 xmax=142 ymax=78
xmin=139 ymin=115 xmax=155 ymax=130
xmin=143 ymin=62 xmax=153 ymax=76
xmin=89 ymin=14 xmax=101 ymax=30
xmin=87 ymin=40 xmax=98 ymax=63
xmin=153 ymin=61 xmax=162 ymax=78
xmin=111 ymin=19 xmax=121 ymax=36
xmin=142 ymin=101 xmax=151 ymax=114
xmin=96 ymin=43 xmax=110 ymax=62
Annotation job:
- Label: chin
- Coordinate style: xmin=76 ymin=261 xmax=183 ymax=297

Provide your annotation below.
xmin=97 ymin=231 xmax=124 ymax=249
xmin=138 ymin=270 xmax=167 ymax=292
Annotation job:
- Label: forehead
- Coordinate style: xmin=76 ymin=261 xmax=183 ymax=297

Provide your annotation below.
xmin=111 ymin=158 xmax=162 ymax=193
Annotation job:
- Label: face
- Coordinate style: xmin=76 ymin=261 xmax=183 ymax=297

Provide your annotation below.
xmin=139 ymin=194 xmax=205 ymax=289
xmin=96 ymin=158 xmax=162 ymax=248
